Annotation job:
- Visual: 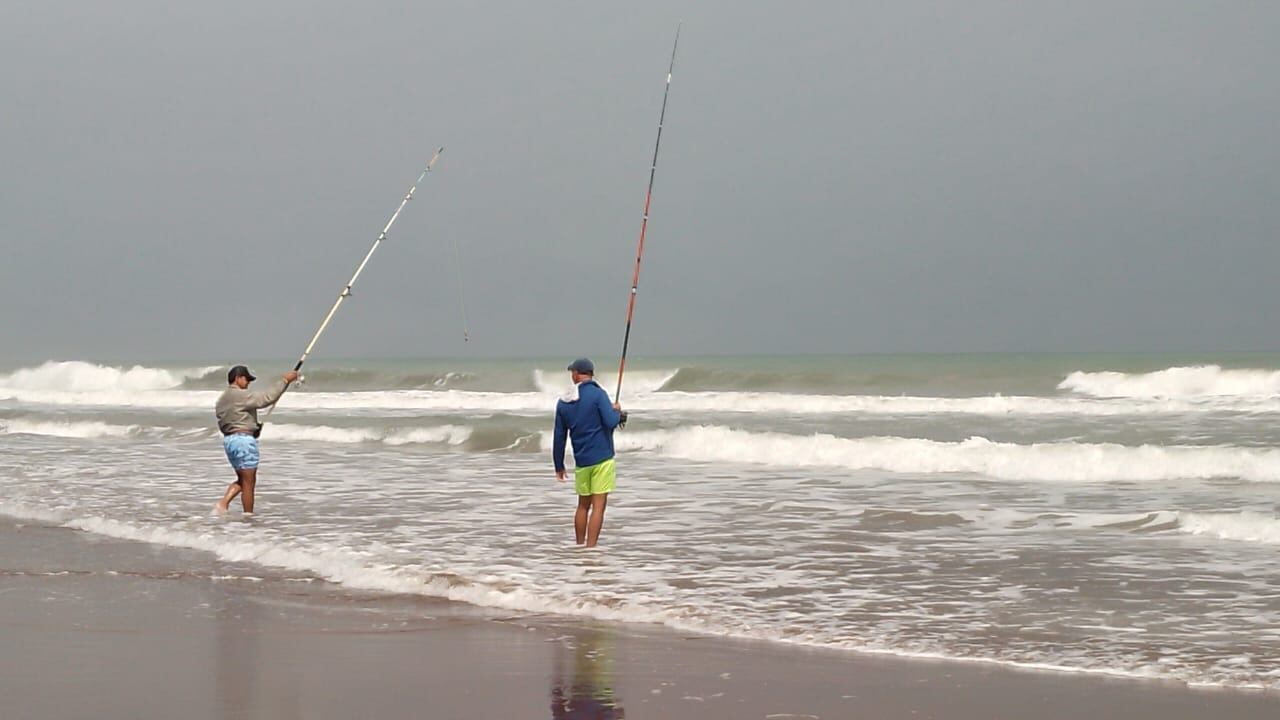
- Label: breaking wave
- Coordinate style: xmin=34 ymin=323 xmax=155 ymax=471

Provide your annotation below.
xmin=532 ymin=368 xmax=679 ymax=396
xmin=0 ymin=360 xmax=218 ymax=393
xmin=1060 ymin=365 xmax=1280 ymax=399
xmin=9 ymin=361 xmax=1280 ymax=419
xmin=1176 ymin=511 xmax=1280 ymax=545
xmin=584 ymin=426 xmax=1280 ymax=483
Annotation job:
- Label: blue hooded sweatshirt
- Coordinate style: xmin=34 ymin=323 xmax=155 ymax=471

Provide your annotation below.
xmin=553 ymin=380 xmax=622 ymax=472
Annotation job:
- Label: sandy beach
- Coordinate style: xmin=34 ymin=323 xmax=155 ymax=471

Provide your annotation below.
xmin=2 ymin=517 xmax=1276 ymax=720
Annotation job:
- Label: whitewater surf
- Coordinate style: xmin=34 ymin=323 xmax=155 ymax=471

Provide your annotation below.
xmin=4 ymin=354 xmax=1280 ymax=689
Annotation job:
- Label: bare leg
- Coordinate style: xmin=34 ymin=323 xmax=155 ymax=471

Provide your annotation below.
xmin=574 ymin=495 xmax=591 ymax=545
xmin=214 ymin=468 xmax=257 ymax=513
xmin=215 ymin=480 xmax=242 ymax=513
xmin=585 ymin=493 xmax=608 ymax=548
xmin=238 ymin=468 xmax=257 ymax=513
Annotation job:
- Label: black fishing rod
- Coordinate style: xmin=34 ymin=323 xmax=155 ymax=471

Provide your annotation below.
xmin=263 ymin=148 xmax=445 ymax=425
xmin=616 ymin=25 xmax=681 ymax=403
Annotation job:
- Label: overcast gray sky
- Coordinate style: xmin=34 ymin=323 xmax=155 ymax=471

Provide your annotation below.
xmin=2 ymin=1 xmax=1278 ymax=362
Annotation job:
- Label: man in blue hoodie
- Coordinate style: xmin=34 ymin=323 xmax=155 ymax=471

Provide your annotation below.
xmin=553 ymin=358 xmax=625 ymax=547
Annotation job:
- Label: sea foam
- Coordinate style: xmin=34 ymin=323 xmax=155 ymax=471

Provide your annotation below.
xmin=0 ymin=498 xmax=1270 ymax=691
xmin=0 ymin=419 xmax=138 ymax=439
xmin=266 ymin=423 xmax=473 ymax=446
xmin=5 ymin=385 xmax=1272 ymax=418
xmin=577 ymin=425 xmax=1280 ymax=483
xmin=0 ymin=500 xmax=700 ymax=634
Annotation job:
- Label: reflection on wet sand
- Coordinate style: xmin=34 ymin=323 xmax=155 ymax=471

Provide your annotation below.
xmin=551 ymin=629 xmax=625 ymax=719
xmin=212 ymin=583 xmax=300 ymax=720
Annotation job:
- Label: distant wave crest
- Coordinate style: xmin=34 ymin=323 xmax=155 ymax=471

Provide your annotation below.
xmin=1059 ymin=365 xmax=1280 ymax=399
xmin=0 ymin=360 xmax=218 ymax=393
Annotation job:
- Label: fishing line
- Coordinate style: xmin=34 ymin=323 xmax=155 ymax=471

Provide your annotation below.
xmin=451 ymin=230 xmax=470 ymax=342
xmin=262 ymin=147 xmax=445 ymax=426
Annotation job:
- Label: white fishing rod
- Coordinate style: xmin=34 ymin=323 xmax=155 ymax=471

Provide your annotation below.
xmin=262 ymin=147 xmax=445 ymax=425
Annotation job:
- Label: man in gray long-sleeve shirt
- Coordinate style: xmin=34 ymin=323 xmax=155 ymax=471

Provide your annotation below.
xmin=214 ymin=364 xmax=297 ymax=514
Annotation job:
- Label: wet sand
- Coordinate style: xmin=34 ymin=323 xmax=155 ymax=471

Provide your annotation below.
xmin=1 ymin=519 xmax=1277 ymax=720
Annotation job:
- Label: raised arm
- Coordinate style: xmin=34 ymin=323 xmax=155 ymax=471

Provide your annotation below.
xmin=245 ymin=378 xmax=289 ymax=410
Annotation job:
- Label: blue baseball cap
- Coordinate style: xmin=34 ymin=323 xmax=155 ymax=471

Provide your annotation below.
xmin=567 ymin=358 xmax=595 ymax=374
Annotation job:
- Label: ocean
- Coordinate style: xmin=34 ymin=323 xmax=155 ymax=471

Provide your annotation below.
xmin=2 ymin=354 xmax=1279 ymax=690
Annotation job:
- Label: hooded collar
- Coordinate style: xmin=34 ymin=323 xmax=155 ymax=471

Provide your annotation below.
xmin=562 ymin=379 xmax=597 ymax=403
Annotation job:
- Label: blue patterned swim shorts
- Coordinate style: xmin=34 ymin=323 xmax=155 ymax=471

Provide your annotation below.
xmin=222 ymin=434 xmax=260 ymax=470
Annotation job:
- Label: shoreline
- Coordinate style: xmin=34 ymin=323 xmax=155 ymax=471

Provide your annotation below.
xmin=3 ymin=517 xmax=1278 ymax=719
xmin=5 ymin=501 xmax=1272 ymax=693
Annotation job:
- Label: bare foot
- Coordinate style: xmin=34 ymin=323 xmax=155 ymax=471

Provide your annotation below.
xmin=213 ymin=503 xmax=228 ymax=515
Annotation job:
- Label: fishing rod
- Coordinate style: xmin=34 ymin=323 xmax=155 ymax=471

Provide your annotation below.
xmin=616 ymin=25 xmax=681 ymax=404
xmin=263 ymin=147 xmax=444 ymax=425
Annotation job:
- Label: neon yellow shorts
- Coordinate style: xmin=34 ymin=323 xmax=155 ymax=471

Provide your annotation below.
xmin=574 ymin=458 xmax=616 ymax=496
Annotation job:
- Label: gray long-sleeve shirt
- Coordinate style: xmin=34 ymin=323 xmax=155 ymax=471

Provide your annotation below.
xmin=215 ymin=380 xmax=288 ymax=435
